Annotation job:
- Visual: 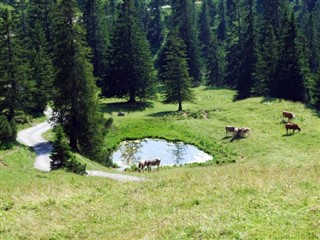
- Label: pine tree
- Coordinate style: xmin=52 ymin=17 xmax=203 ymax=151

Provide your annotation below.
xmin=28 ymin=22 xmax=54 ymax=115
xmin=207 ymin=33 xmax=225 ymax=86
xmin=147 ymin=0 xmax=164 ymax=54
xmin=82 ymin=0 xmax=109 ymax=80
xmin=171 ymin=0 xmax=202 ymax=85
xmin=199 ymin=0 xmax=211 ymax=57
xmin=27 ymin=0 xmax=55 ymax=47
xmin=52 ymin=0 xmax=106 ymax=161
xmin=159 ymin=28 xmax=193 ymax=111
xmin=254 ymin=24 xmax=278 ymax=95
xmin=50 ymin=125 xmax=72 ymax=170
xmin=235 ymin=0 xmax=257 ymax=100
xmin=0 ymin=8 xmax=29 ymax=127
xmin=217 ymin=0 xmax=226 ymax=41
xmin=103 ymin=0 xmax=155 ymax=103
xmin=272 ymin=12 xmax=306 ymax=102
xmin=225 ymin=0 xmax=241 ymax=88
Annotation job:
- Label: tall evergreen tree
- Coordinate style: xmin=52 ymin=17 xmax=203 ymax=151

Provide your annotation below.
xmin=271 ymin=12 xmax=306 ymax=102
xmin=27 ymin=0 xmax=55 ymax=47
xmin=103 ymin=0 xmax=155 ymax=103
xmin=235 ymin=0 xmax=257 ymax=99
xmin=28 ymin=22 xmax=54 ymax=114
xmin=199 ymin=0 xmax=211 ymax=57
xmin=206 ymin=33 xmax=225 ymax=86
xmin=52 ymin=0 xmax=106 ymax=160
xmin=171 ymin=0 xmax=202 ymax=85
xmin=217 ymin=0 xmax=227 ymax=41
xmin=254 ymin=24 xmax=278 ymax=95
xmin=159 ymin=28 xmax=193 ymax=111
xmin=225 ymin=0 xmax=241 ymax=87
xmin=0 ymin=8 xmax=18 ymax=123
xmin=147 ymin=0 xmax=164 ymax=54
xmin=0 ymin=8 xmax=30 ymax=122
xmin=82 ymin=0 xmax=110 ymax=80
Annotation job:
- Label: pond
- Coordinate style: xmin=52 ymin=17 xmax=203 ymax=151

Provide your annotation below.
xmin=111 ymin=138 xmax=213 ymax=170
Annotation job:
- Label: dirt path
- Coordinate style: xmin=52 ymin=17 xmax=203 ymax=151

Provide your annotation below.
xmin=17 ymin=110 xmax=145 ymax=181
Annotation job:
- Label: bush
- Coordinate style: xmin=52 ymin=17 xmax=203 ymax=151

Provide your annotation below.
xmin=0 ymin=115 xmax=16 ymax=143
xmin=65 ymin=156 xmax=87 ymax=175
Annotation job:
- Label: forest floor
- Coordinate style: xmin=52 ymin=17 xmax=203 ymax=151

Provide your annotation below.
xmin=1 ymin=87 xmax=320 ymax=239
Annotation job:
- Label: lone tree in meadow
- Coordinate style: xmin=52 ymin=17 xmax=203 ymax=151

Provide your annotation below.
xmin=103 ymin=0 xmax=154 ymax=103
xmin=159 ymin=28 xmax=193 ymax=111
xmin=52 ymin=0 xmax=106 ymax=161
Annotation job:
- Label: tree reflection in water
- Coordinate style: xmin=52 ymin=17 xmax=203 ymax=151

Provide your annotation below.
xmin=119 ymin=140 xmax=144 ymax=165
xmin=170 ymin=142 xmax=187 ymax=165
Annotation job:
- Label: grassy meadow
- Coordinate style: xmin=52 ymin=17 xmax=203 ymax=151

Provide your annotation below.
xmin=1 ymin=87 xmax=320 ymax=239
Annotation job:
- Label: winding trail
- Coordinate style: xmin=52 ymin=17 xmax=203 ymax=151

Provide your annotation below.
xmin=17 ymin=110 xmax=145 ymax=182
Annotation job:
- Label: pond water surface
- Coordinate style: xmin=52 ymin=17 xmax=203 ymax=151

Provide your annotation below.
xmin=111 ymin=138 xmax=213 ymax=170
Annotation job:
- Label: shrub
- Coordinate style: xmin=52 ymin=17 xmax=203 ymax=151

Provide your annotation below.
xmin=65 ymin=155 xmax=87 ymax=175
xmin=0 ymin=115 xmax=16 ymax=143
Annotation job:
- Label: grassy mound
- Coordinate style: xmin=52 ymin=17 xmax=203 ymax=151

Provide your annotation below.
xmin=1 ymin=87 xmax=319 ymax=239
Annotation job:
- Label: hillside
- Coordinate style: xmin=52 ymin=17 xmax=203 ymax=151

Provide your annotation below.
xmin=1 ymin=88 xmax=319 ymax=239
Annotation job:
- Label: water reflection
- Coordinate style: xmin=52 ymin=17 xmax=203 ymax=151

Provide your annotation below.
xmin=111 ymin=138 xmax=213 ymax=170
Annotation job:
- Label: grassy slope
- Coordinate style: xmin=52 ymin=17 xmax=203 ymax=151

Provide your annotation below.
xmin=1 ymin=87 xmax=319 ymax=239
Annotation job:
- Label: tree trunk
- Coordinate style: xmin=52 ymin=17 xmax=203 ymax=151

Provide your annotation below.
xmin=128 ymin=92 xmax=136 ymax=103
xmin=178 ymin=100 xmax=182 ymax=111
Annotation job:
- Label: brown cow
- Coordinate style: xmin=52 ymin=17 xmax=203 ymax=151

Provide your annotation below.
xmin=285 ymin=123 xmax=301 ymax=134
xmin=146 ymin=158 xmax=161 ymax=171
xmin=282 ymin=111 xmax=295 ymax=122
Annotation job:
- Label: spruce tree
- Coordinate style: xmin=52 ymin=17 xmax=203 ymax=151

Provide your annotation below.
xmin=254 ymin=24 xmax=278 ymax=95
xmin=272 ymin=12 xmax=306 ymax=102
xmin=82 ymin=0 xmax=109 ymax=80
xmin=159 ymin=28 xmax=193 ymax=111
xmin=0 ymin=8 xmax=29 ymax=133
xmin=235 ymin=0 xmax=257 ymax=100
xmin=217 ymin=0 xmax=226 ymax=41
xmin=50 ymin=125 xmax=72 ymax=170
xmin=52 ymin=0 xmax=106 ymax=161
xmin=147 ymin=0 xmax=164 ymax=54
xmin=207 ymin=33 xmax=225 ymax=86
xmin=225 ymin=0 xmax=241 ymax=88
xmin=171 ymin=0 xmax=202 ymax=85
xmin=28 ymin=22 xmax=54 ymax=115
xmin=103 ymin=0 xmax=154 ymax=103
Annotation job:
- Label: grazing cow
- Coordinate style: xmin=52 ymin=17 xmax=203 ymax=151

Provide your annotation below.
xmin=285 ymin=123 xmax=301 ymax=134
xmin=138 ymin=160 xmax=147 ymax=172
xmin=118 ymin=112 xmax=125 ymax=116
xmin=282 ymin=111 xmax=295 ymax=122
xmin=238 ymin=127 xmax=250 ymax=137
xmin=146 ymin=158 xmax=161 ymax=171
xmin=234 ymin=127 xmax=250 ymax=138
xmin=225 ymin=126 xmax=238 ymax=137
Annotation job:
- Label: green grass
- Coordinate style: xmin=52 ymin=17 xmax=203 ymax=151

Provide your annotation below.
xmin=1 ymin=87 xmax=320 ymax=239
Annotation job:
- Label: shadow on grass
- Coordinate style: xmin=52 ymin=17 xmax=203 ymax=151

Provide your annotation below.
xmin=282 ymin=133 xmax=299 ymax=137
xmin=148 ymin=110 xmax=179 ymax=118
xmin=100 ymin=101 xmax=154 ymax=115
xmin=221 ymin=136 xmax=232 ymax=140
xmin=260 ymin=96 xmax=282 ymax=103
xmin=304 ymin=104 xmax=320 ymax=118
